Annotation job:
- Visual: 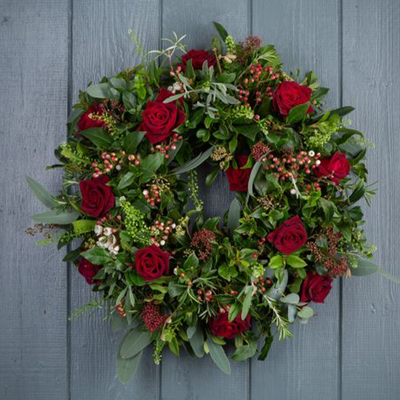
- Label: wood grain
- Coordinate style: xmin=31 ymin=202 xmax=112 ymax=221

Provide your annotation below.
xmin=161 ymin=1 xmax=250 ymax=399
xmin=251 ymin=1 xmax=341 ymax=399
xmin=341 ymin=1 xmax=400 ymax=399
xmin=69 ymin=1 xmax=161 ymax=399
xmin=0 ymin=1 xmax=69 ymax=399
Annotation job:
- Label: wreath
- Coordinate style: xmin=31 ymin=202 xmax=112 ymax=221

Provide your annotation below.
xmin=27 ymin=22 xmax=391 ymax=383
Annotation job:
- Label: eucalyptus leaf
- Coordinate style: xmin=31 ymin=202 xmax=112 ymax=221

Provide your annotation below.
xmin=120 ymin=329 xmax=151 ymax=359
xmin=170 ymin=147 xmax=213 ymax=175
xmin=26 ymin=176 xmax=56 ymax=209
xmin=207 ymin=338 xmax=231 ymax=375
xmin=228 ymin=198 xmax=241 ymax=234
xmin=189 ymin=327 xmax=205 ymax=358
xmin=117 ymin=350 xmax=142 ymax=384
xmin=31 ymin=209 xmax=79 ymax=225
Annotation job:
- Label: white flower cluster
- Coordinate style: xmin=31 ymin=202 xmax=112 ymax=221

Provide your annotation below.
xmin=94 ymin=225 xmax=119 ymax=256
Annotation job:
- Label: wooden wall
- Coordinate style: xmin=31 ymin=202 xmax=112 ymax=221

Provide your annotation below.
xmin=1 ymin=0 xmax=399 ymax=399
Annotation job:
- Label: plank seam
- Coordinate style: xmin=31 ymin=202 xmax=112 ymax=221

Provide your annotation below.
xmin=338 ymin=0 xmax=343 ymax=399
xmin=67 ymin=0 xmax=74 ymax=399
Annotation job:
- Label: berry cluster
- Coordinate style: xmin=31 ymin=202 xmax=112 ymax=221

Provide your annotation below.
xmin=196 ymin=289 xmax=214 ymax=303
xmin=150 ymin=133 xmax=182 ymax=160
xmin=116 ymin=302 xmax=126 ymax=318
xmin=150 ymin=219 xmax=177 ymax=247
xmin=191 ymin=229 xmax=217 ymax=261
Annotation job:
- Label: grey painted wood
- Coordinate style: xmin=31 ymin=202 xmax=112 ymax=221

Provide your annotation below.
xmin=251 ymin=1 xmax=341 ymax=399
xmin=69 ymin=1 xmax=161 ymax=399
xmin=341 ymin=1 xmax=400 ymax=399
xmin=1 ymin=0 xmax=400 ymax=398
xmin=0 ymin=1 xmax=69 ymax=399
xmin=160 ymin=2 xmax=250 ymax=399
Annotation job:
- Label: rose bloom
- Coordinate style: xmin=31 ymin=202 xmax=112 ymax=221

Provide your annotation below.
xmin=314 ymin=151 xmax=350 ymax=184
xmin=181 ymin=49 xmax=217 ymax=70
xmin=300 ymin=272 xmax=333 ymax=303
xmin=267 ymin=215 xmax=307 ymax=255
xmin=134 ymin=245 xmax=170 ymax=281
xmin=209 ymin=312 xmax=251 ymax=339
xmin=273 ymin=81 xmax=313 ymax=117
xmin=79 ymin=175 xmax=115 ymax=218
xmin=139 ymin=88 xmax=185 ymax=144
xmin=78 ymin=258 xmax=101 ymax=285
xmin=77 ymin=103 xmax=105 ymax=132
xmin=225 ymin=155 xmax=252 ymax=192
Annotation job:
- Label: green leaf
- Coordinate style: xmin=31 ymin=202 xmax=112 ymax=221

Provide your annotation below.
xmin=258 ymin=335 xmax=274 ymax=361
xmin=81 ymin=128 xmax=113 ymax=148
xmin=26 ymin=176 xmax=56 ymax=209
xmin=241 ymin=287 xmax=253 ymax=319
xmin=212 ymin=21 xmax=229 ymax=41
xmin=235 ymin=124 xmax=260 ymax=141
xmin=31 ymin=209 xmax=79 ymax=225
xmin=110 ymin=77 xmax=127 ymax=90
xmin=168 ymin=337 xmax=180 ymax=356
xmin=350 ymin=257 xmax=379 ymax=276
xmin=319 ymin=197 xmax=335 ymax=220
xmin=117 ymin=350 xmax=142 ymax=384
xmin=247 ymin=161 xmax=262 ymax=196
xmin=280 ymin=293 xmax=300 ymax=304
xmin=228 ymin=302 xmax=241 ymax=322
xmin=123 ymin=131 xmax=146 ymax=154
xmin=87 ymin=83 xmax=113 ymax=99
xmin=170 ymin=147 xmax=213 ymax=175
xmin=205 ymin=167 xmax=219 ymax=186
xmin=207 ymin=337 xmax=231 ymax=374
xmin=118 ymin=171 xmax=136 ymax=190
xmin=286 ymin=102 xmax=311 ymax=125
xmin=377 ymin=268 xmax=400 ymax=284
xmin=120 ymin=329 xmax=152 ymax=359
xmin=298 ymin=305 xmax=314 ymax=319
xmin=189 ymin=327 xmax=205 ymax=358
xmin=232 ymin=341 xmax=257 ymax=361
xmin=140 ymin=152 xmax=165 ymax=182
xmin=183 ymin=252 xmax=199 ymax=270
xmin=268 ymin=255 xmax=283 ymax=269
xmin=122 ymin=91 xmax=137 ymax=110
xmin=218 ymin=72 xmax=236 ymax=83
xmin=81 ymin=247 xmax=110 ymax=265
xmin=62 ymin=248 xmax=82 ymax=262
xmin=228 ymin=198 xmax=241 ymax=234
xmin=330 ymin=106 xmax=355 ymax=117
xmin=72 ymin=219 xmax=96 ymax=234
xmin=286 ymin=255 xmax=307 ymax=269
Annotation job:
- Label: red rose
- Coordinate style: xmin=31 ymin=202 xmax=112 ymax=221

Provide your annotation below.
xmin=314 ymin=151 xmax=350 ymax=184
xmin=267 ymin=215 xmax=307 ymax=255
xmin=139 ymin=88 xmax=185 ymax=144
xmin=209 ymin=312 xmax=250 ymax=339
xmin=225 ymin=155 xmax=252 ymax=192
xmin=300 ymin=273 xmax=333 ymax=303
xmin=77 ymin=103 xmax=105 ymax=132
xmin=134 ymin=245 xmax=169 ymax=281
xmin=273 ymin=81 xmax=313 ymax=117
xmin=181 ymin=49 xmax=217 ymax=70
xmin=79 ymin=176 xmax=115 ymax=218
xmin=78 ymin=257 xmax=101 ymax=285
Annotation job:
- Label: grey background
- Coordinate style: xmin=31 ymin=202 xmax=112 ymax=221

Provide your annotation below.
xmin=1 ymin=0 xmax=400 ymax=399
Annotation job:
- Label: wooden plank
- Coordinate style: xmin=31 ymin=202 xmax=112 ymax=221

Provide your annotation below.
xmin=341 ymin=1 xmax=400 ymax=399
xmin=251 ymin=1 xmax=341 ymax=399
xmin=0 ymin=1 xmax=69 ymax=399
xmin=69 ymin=1 xmax=161 ymax=398
xmin=161 ymin=2 xmax=250 ymax=399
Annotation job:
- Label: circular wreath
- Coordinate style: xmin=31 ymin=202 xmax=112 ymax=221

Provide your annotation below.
xmin=28 ymin=22 xmax=381 ymax=382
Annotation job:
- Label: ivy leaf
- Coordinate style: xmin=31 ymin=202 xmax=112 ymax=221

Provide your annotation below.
xmin=228 ymin=198 xmax=241 ymax=234
xmin=117 ymin=349 xmax=143 ymax=384
xmin=286 ymin=102 xmax=310 ymax=125
xmin=81 ymin=127 xmax=113 ymax=148
xmin=81 ymin=247 xmax=111 ymax=265
xmin=286 ymin=255 xmax=307 ymax=269
xmin=120 ymin=329 xmax=151 ymax=359
xmin=26 ymin=176 xmax=57 ymax=209
xmin=207 ymin=337 xmax=231 ymax=374
xmin=31 ymin=209 xmax=79 ymax=225
xmin=232 ymin=341 xmax=257 ymax=361
xmin=123 ymin=131 xmax=146 ymax=154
